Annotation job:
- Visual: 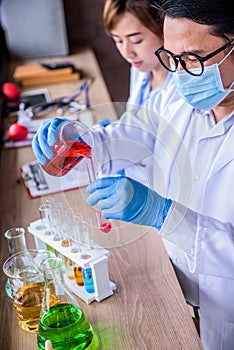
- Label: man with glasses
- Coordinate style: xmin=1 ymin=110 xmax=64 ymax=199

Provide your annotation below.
xmin=150 ymin=1 xmax=234 ymax=348
xmin=33 ymin=1 xmax=233 ymax=348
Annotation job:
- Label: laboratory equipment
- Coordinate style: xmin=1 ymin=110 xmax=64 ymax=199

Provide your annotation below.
xmin=40 ymin=120 xmax=92 ymax=177
xmin=86 ymin=159 xmax=112 ymax=233
xmin=3 ymin=249 xmax=55 ymax=333
xmin=4 ymin=227 xmax=27 ymax=298
xmin=40 ymin=120 xmax=112 ymax=233
xmin=28 ymin=218 xmax=116 ymax=304
xmin=39 ymin=203 xmax=52 ymax=236
xmin=37 ymin=257 xmax=94 ymax=350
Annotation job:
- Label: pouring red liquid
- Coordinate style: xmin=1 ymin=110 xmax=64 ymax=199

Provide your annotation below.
xmin=41 ymin=139 xmax=112 ymax=233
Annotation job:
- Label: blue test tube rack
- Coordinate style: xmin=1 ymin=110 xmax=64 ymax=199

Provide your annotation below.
xmin=28 ymin=219 xmax=116 ymax=304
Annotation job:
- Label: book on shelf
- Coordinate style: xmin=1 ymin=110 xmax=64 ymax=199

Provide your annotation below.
xmin=13 ymin=64 xmax=74 ymax=80
xmin=13 ymin=63 xmax=80 ymax=87
xmin=21 ymin=72 xmax=80 ymax=87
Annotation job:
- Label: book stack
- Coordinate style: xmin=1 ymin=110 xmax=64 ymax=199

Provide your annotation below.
xmin=13 ymin=63 xmax=80 ymax=87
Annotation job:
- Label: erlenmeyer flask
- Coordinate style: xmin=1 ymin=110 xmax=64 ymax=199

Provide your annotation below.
xmin=4 ymin=227 xmax=27 ymax=298
xmin=40 ymin=120 xmax=93 ymax=177
xmin=37 ymin=257 xmax=94 ymax=350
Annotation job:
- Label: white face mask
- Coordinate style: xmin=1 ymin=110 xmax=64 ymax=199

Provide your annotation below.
xmin=172 ymin=47 xmax=234 ymax=110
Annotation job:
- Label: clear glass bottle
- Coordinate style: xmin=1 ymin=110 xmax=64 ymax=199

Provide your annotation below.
xmin=37 ymin=257 xmax=94 ymax=350
xmin=4 ymin=227 xmax=27 ymax=298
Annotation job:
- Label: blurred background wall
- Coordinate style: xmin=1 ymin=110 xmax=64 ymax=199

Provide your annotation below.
xmin=0 ymin=0 xmax=129 ymax=103
xmin=63 ymin=0 xmax=130 ymax=102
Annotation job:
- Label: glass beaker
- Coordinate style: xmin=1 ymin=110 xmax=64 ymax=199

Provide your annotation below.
xmin=41 ymin=120 xmax=93 ymax=177
xmin=2 ymin=249 xmax=55 ymax=333
xmin=4 ymin=227 xmax=27 ymax=298
xmin=37 ymin=257 xmax=94 ymax=350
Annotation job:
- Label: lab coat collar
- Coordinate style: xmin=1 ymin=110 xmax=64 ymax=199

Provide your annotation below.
xmin=165 ymin=98 xmax=234 ymax=180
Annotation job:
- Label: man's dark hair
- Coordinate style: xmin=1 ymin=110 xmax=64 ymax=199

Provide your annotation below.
xmin=152 ymin=0 xmax=234 ymax=39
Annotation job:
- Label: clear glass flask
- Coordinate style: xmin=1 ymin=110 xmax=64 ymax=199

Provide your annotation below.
xmin=37 ymin=257 xmax=94 ymax=350
xmin=3 ymin=249 xmax=55 ymax=332
xmin=4 ymin=227 xmax=27 ymax=298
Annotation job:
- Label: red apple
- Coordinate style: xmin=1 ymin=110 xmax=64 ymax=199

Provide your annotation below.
xmin=7 ymin=123 xmax=28 ymax=141
xmin=2 ymin=82 xmax=21 ymax=100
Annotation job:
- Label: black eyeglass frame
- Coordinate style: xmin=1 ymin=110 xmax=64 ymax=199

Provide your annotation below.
xmin=155 ymin=39 xmax=234 ymax=76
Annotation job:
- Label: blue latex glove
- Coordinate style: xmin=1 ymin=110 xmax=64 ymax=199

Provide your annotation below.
xmin=32 ymin=117 xmax=69 ymax=165
xmin=32 ymin=117 xmax=111 ymax=165
xmin=97 ymin=118 xmax=111 ymax=127
xmin=86 ymin=176 xmax=172 ymax=229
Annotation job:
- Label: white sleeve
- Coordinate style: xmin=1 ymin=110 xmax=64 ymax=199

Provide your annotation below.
xmin=85 ymin=105 xmax=159 ymax=176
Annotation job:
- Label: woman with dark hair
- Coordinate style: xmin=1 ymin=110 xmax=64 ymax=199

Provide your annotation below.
xmin=103 ymin=0 xmax=170 ymax=108
xmin=103 ymin=0 xmax=174 ymax=185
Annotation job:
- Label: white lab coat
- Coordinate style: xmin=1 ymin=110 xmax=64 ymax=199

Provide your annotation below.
xmin=85 ymin=82 xmax=234 ymax=349
xmin=161 ymin=202 xmax=234 ymax=350
xmin=122 ymin=66 xmax=173 ymax=186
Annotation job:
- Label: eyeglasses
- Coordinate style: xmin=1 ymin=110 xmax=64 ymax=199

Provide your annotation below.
xmin=155 ymin=39 xmax=234 ymax=76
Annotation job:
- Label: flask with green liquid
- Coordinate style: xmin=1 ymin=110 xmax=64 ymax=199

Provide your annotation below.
xmin=37 ymin=257 xmax=94 ymax=350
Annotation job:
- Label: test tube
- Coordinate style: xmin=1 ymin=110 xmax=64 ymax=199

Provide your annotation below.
xmin=86 ymin=159 xmax=112 ymax=233
xmin=81 ymin=218 xmax=95 ymax=293
xmin=64 ymin=208 xmax=74 ymax=245
xmin=82 ymin=267 xmax=95 ymax=293
xmin=71 ymin=214 xmax=83 ymax=253
xmin=39 ymin=203 xmax=52 ymax=236
xmin=54 ymin=202 xmax=64 ymax=216
xmin=60 ymin=213 xmax=70 ymax=243
xmin=50 ymin=208 xmax=61 ymax=241
xmin=72 ymin=214 xmax=84 ymax=286
xmin=83 ymin=218 xmax=95 ymax=252
xmin=45 ymin=196 xmax=55 ymax=207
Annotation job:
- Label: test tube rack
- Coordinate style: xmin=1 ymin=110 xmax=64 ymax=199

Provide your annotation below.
xmin=28 ymin=219 xmax=116 ymax=304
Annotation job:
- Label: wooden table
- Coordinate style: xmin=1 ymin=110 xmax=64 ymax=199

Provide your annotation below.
xmin=0 ymin=48 xmax=203 ymax=349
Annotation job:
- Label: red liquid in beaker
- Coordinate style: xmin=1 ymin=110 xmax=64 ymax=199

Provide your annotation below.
xmin=42 ymin=141 xmax=92 ymax=176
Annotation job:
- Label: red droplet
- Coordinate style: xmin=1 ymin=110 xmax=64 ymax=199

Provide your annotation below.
xmin=100 ymin=222 xmax=112 ymax=233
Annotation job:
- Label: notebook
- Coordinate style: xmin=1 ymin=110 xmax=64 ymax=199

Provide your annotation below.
xmin=20 ymin=160 xmax=89 ymax=199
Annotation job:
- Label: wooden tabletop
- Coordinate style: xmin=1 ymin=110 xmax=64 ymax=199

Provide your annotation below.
xmin=0 ymin=47 xmax=203 ymax=349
